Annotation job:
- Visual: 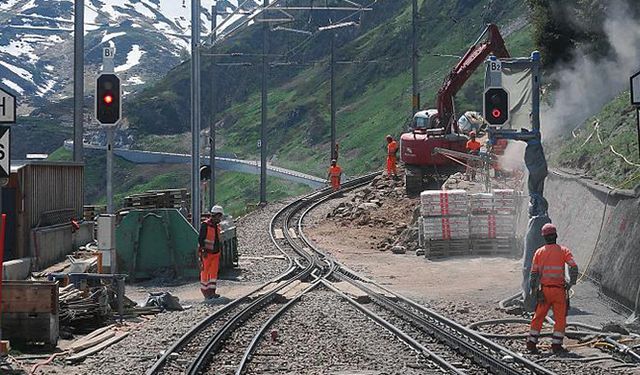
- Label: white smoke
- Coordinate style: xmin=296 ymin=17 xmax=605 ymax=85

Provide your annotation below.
xmin=541 ymin=1 xmax=640 ymax=139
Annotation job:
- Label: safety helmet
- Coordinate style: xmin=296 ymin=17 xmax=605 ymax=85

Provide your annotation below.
xmin=469 ymin=131 xmax=477 ymax=138
xmin=541 ymin=223 xmax=557 ymax=236
xmin=210 ymin=205 xmax=224 ymax=215
xmin=331 ymin=159 xmax=337 ymax=165
xmin=386 ymin=134 xmax=393 ymax=140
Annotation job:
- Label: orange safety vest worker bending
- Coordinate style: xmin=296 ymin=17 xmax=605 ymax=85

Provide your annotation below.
xmin=198 ymin=205 xmax=224 ymax=300
xmin=386 ymin=135 xmax=398 ymax=178
xmin=466 ymin=131 xmax=481 ymax=154
xmin=327 ymin=160 xmax=342 ymax=191
xmin=527 ymin=223 xmax=579 ymax=354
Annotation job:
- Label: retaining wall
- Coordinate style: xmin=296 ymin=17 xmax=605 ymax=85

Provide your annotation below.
xmin=516 ymin=170 xmax=640 ymax=309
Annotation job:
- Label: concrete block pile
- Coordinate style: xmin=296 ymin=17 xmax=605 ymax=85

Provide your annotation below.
xmin=420 ymin=190 xmax=470 ymax=240
xmin=419 ymin=189 xmax=517 ymax=242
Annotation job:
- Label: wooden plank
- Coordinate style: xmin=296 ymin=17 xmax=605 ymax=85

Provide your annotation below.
xmin=331 ymin=281 xmax=370 ymax=304
xmin=274 ymin=229 xmax=285 ymax=239
xmin=66 ymin=332 xmax=129 ymax=363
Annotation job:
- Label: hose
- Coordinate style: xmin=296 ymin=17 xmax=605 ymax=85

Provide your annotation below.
xmin=469 ymin=317 xmax=604 ymax=332
xmin=534 ymin=355 xmax=615 ymax=364
xmin=498 ymin=292 xmax=522 ymax=310
xmin=472 ymin=330 xmax=621 ymax=340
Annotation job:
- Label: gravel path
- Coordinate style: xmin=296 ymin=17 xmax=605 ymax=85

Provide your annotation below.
xmin=244 ymin=288 xmax=433 ymax=375
xmin=65 ymin=304 xmax=222 ymax=375
xmin=233 ymin=201 xmax=292 ymax=283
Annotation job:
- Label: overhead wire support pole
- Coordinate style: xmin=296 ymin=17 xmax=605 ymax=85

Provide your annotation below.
xmin=210 ymin=2 xmax=217 ymax=207
xmin=411 ymin=0 xmax=419 ymax=114
xmin=73 ymin=0 xmax=84 ymax=163
xmin=191 ymin=0 xmax=202 ymax=227
xmin=260 ymin=0 xmax=269 ymax=205
xmin=330 ymin=33 xmax=337 ymax=161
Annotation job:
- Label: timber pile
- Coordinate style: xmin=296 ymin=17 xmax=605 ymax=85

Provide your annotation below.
xmin=66 ymin=325 xmax=129 ymax=363
xmin=123 ymin=188 xmax=190 ymax=210
xmin=59 ymin=284 xmax=111 ymax=333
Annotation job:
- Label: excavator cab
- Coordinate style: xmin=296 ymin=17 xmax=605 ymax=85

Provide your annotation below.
xmin=412 ymin=109 xmax=444 ymax=136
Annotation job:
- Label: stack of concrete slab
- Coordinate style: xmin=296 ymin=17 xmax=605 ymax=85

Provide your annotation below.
xmin=420 ymin=190 xmax=469 ymax=240
xmin=469 ymin=189 xmax=516 ymax=239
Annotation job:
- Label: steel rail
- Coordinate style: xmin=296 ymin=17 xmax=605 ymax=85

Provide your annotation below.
xmin=321 ymin=279 xmax=465 ymax=375
xmin=235 ymin=280 xmax=323 ymax=374
xmin=337 ymin=266 xmax=555 ymax=375
xmin=146 ymin=185 xmax=330 ymax=374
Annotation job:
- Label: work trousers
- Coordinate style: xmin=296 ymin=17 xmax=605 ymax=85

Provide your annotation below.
xmin=330 ymin=176 xmax=341 ymax=191
xmin=200 ymin=252 xmax=220 ymax=298
xmin=528 ymin=286 xmax=567 ymax=345
xmin=387 ymin=155 xmax=397 ymax=176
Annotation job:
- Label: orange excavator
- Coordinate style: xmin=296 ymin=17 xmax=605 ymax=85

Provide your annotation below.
xmin=400 ymin=24 xmax=510 ymax=195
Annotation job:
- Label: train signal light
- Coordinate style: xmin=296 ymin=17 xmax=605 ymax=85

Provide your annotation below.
xmin=484 ymin=87 xmax=509 ymax=126
xmin=96 ymin=73 xmax=121 ymax=125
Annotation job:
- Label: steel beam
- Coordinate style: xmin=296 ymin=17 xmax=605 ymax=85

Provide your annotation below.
xmin=191 ymin=0 xmax=202 ymax=226
xmin=73 ymin=0 xmax=84 ymax=163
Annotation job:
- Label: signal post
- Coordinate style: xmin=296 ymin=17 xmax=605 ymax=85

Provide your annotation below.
xmin=96 ymin=47 xmax=121 ymax=214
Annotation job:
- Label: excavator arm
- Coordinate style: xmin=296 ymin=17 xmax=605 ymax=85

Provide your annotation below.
xmin=436 ymin=24 xmax=510 ymax=132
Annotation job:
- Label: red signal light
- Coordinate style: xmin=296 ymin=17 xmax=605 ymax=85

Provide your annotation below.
xmin=103 ymin=94 xmax=113 ymax=105
xmin=492 ymin=109 xmax=501 ymax=118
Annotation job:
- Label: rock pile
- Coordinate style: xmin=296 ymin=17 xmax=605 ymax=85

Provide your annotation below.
xmin=326 ymin=175 xmax=421 ymax=253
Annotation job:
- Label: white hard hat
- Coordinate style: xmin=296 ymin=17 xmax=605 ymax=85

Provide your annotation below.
xmin=210 ymin=205 xmax=224 ymax=215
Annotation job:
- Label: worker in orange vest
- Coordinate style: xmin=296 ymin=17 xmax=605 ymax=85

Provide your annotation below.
xmin=465 ymin=131 xmax=482 ymax=181
xmin=527 ymin=223 xmax=578 ymax=354
xmin=386 ymin=135 xmax=398 ymax=178
xmin=198 ymin=205 xmax=224 ymax=300
xmin=327 ymin=159 xmax=342 ymax=191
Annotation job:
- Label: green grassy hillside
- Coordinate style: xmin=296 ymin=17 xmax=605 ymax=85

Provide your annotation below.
xmin=127 ymin=0 xmax=532 ymax=177
xmin=551 ymin=92 xmax=640 ymax=189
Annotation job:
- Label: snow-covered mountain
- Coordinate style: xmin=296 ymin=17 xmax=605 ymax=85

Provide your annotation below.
xmin=0 ymin=0 xmax=257 ymax=110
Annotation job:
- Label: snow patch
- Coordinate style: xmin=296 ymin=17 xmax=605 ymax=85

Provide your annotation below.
xmin=0 ymin=60 xmax=34 ymax=83
xmin=101 ymin=31 xmax=127 ymax=44
xmin=115 ymin=44 xmax=145 ymax=72
xmin=1 ymin=79 xmax=23 ymax=94
xmin=37 ymin=80 xmax=56 ymax=97
xmin=127 ymin=75 xmax=145 ymax=85
xmin=0 ymin=40 xmax=39 ymax=64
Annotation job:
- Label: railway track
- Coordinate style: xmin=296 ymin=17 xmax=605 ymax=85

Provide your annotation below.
xmin=148 ymin=172 xmax=557 ymax=375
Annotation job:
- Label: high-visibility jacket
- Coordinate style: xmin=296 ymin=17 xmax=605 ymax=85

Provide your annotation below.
xmin=199 ymin=220 xmax=222 ymax=254
xmin=387 ymin=140 xmax=398 ymax=157
xmin=466 ymin=140 xmax=481 ymax=153
xmin=328 ymin=165 xmax=342 ymax=178
xmin=531 ymin=244 xmax=577 ymax=287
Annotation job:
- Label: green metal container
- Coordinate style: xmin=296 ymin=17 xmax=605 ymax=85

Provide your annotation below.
xmin=116 ymin=209 xmax=199 ymax=280
xmin=115 ymin=209 xmax=238 ymax=280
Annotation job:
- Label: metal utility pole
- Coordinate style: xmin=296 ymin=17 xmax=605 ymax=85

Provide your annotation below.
xmin=106 ymin=127 xmax=114 ymax=213
xmin=191 ymin=0 xmax=202 ymax=227
xmin=259 ymin=0 xmax=269 ymax=205
xmin=73 ymin=0 xmax=84 ymax=162
xmin=209 ymin=3 xmax=217 ymax=207
xmin=330 ymin=34 xmax=337 ymax=161
xmin=411 ymin=0 xmax=420 ymax=115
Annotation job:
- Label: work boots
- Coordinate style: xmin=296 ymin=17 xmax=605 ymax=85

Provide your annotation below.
xmin=526 ymin=341 xmax=539 ymax=354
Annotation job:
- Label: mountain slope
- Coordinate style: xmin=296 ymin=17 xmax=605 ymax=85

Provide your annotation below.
xmin=0 ymin=0 xmax=257 ymax=107
xmin=128 ymin=0 xmax=532 ymax=177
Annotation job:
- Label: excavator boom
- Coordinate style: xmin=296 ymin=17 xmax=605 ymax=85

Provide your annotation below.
xmin=437 ymin=24 xmax=510 ymax=131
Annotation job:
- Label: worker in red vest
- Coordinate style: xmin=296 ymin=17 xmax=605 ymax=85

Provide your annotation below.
xmin=327 ymin=159 xmax=342 ymax=191
xmin=386 ymin=135 xmax=398 ymax=178
xmin=198 ymin=205 xmax=224 ymax=299
xmin=527 ymin=223 xmax=579 ymax=354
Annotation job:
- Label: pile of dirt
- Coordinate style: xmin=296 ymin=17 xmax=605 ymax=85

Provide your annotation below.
xmin=326 ymin=174 xmax=420 ymax=252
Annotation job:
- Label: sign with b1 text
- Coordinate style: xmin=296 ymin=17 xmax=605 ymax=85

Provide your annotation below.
xmin=0 ymin=126 xmax=10 ymax=178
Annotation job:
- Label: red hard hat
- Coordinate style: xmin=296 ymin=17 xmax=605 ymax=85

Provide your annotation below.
xmin=469 ymin=131 xmax=476 ymax=137
xmin=541 ymin=223 xmax=557 ymax=236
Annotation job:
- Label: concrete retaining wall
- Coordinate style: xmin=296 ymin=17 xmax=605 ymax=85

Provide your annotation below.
xmin=517 ymin=170 xmax=640 ymax=309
